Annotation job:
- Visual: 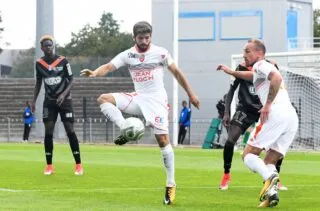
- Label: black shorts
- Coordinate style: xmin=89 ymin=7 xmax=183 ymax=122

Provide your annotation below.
xmin=230 ymin=108 xmax=259 ymax=134
xmin=43 ymin=99 xmax=74 ymax=123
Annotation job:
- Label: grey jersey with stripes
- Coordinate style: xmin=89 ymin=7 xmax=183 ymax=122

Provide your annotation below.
xmin=36 ymin=55 xmax=73 ymax=100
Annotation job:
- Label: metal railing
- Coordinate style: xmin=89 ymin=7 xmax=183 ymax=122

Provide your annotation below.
xmin=2 ymin=116 xmax=319 ymax=150
xmin=288 ymin=37 xmax=320 ymax=50
xmin=0 ymin=117 xmax=225 ymax=146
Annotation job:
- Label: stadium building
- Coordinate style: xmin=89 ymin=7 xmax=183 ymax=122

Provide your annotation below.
xmin=152 ymin=0 xmax=313 ymax=119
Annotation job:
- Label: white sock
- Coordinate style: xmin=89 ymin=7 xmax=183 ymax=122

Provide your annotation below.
xmin=100 ymin=102 xmax=125 ymax=128
xmin=269 ymin=184 xmax=278 ymax=195
xmin=161 ymin=144 xmax=175 ymax=187
xmin=266 ymin=164 xmax=277 ymax=173
xmin=244 ymin=153 xmax=272 ymax=181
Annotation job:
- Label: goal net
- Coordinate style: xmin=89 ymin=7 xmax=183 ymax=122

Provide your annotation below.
xmin=231 ymin=51 xmax=320 ymax=151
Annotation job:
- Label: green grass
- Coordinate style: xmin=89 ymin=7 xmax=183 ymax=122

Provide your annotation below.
xmin=0 ymin=143 xmax=319 ymax=211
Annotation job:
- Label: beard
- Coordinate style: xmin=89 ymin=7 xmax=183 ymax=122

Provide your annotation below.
xmin=136 ymin=43 xmax=150 ymax=52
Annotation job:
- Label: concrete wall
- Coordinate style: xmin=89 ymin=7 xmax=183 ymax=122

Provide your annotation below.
xmin=152 ymin=0 xmax=313 ymax=121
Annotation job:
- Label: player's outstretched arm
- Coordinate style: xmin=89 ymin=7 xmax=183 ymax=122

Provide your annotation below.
xmin=31 ymin=78 xmax=42 ymax=112
xmin=80 ymin=63 xmax=116 ymax=77
xmin=217 ymin=64 xmax=253 ymax=81
xmin=168 ymin=63 xmax=200 ymax=109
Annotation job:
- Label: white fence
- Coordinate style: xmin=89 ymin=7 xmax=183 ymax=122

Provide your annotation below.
xmin=0 ymin=117 xmax=222 ymax=146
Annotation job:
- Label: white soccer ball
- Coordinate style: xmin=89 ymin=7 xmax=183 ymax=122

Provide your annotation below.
xmin=121 ymin=117 xmax=145 ymax=141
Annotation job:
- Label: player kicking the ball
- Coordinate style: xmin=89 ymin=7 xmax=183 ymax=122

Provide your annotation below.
xmin=81 ymin=21 xmax=200 ymax=205
xmin=217 ymin=39 xmax=298 ymax=207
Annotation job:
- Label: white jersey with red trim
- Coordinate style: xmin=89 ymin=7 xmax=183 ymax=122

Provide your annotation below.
xmin=110 ymin=44 xmax=174 ymax=97
xmin=252 ymin=60 xmax=291 ymax=106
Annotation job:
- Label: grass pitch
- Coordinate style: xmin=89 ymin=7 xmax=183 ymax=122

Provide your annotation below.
xmin=0 ymin=143 xmax=319 ymax=210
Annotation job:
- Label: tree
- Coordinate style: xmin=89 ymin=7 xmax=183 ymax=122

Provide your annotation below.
xmin=59 ymin=12 xmax=133 ymax=58
xmin=12 ymin=12 xmax=133 ymax=78
xmin=0 ymin=12 xmax=4 ymax=54
xmin=313 ymin=9 xmax=320 ymax=47
xmin=57 ymin=12 xmax=133 ymax=77
xmin=11 ymin=48 xmax=35 ymax=78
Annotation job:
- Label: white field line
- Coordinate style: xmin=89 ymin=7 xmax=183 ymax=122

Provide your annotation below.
xmin=0 ymin=188 xmax=20 ymax=192
xmin=1 ymin=184 xmax=320 ymax=193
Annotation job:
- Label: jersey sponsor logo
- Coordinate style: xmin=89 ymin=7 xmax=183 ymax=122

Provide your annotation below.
xmin=128 ymin=52 xmax=139 ymax=58
xmin=248 ymin=85 xmax=257 ymax=95
xmin=155 ymin=116 xmax=165 ymax=124
xmin=44 ymin=76 xmax=62 ymax=85
xmin=133 ymin=70 xmax=154 ymax=82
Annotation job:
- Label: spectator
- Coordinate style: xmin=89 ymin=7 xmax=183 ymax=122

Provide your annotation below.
xmin=178 ymin=100 xmax=191 ymax=145
xmin=23 ymin=101 xmax=33 ymax=142
xmin=216 ymin=94 xmax=227 ymax=120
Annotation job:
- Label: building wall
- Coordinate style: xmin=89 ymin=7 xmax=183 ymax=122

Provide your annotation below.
xmin=0 ymin=49 xmax=22 ymax=66
xmin=152 ymin=0 xmax=312 ymax=121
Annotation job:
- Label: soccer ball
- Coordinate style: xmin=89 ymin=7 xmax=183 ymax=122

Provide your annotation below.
xmin=121 ymin=117 xmax=145 ymax=141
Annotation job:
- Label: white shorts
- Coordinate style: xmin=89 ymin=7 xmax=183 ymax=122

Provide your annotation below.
xmin=112 ymin=92 xmax=169 ymax=134
xmin=247 ymin=104 xmax=298 ymax=156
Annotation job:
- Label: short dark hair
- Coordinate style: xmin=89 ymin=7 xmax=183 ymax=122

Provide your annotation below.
xmin=248 ymin=39 xmax=266 ymax=54
xmin=133 ymin=21 xmax=152 ymax=37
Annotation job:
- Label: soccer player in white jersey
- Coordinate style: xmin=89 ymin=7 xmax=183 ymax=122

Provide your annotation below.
xmin=217 ymin=39 xmax=298 ymax=208
xmin=80 ymin=21 xmax=200 ymax=205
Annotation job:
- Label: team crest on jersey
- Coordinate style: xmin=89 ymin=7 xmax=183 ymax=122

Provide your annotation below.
xmin=48 ymin=66 xmax=62 ymax=72
xmin=161 ymin=54 xmax=165 ymax=59
xmin=139 ymin=54 xmax=145 ymax=62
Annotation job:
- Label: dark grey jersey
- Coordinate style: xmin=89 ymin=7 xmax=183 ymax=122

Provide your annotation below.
xmin=231 ymin=61 xmax=279 ymax=113
xmin=231 ymin=64 xmax=262 ymax=113
xmin=36 ymin=55 xmax=73 ymax=100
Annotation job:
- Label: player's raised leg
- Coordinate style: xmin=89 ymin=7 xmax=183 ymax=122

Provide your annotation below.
xmin=98 ymin=93 xmax=126 ymax=128
xmin=97 ymin=93 xmax=128 ymax=145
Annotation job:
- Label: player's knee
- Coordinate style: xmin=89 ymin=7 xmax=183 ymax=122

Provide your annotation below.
xmin=63 ymin=122 xmax=74 ymax=134
xmin=155 ymin=134 xmax=169 ymax=147
xmin=44 ymin=134 xmax=53 ymax=142
xmin=97 ymin=94 xmax=112 ymax=105
xmin=224 ymin=140 xmax=235 ymax=149
xmin=242 ymin=145 xmax=261 ymax=160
